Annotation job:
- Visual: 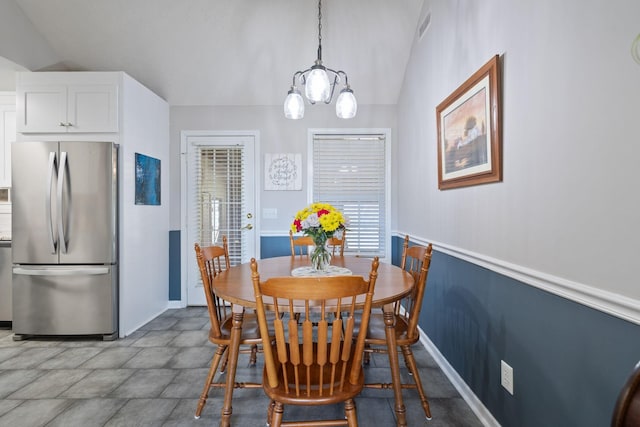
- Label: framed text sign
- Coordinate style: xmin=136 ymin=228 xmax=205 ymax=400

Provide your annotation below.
xmin=264 ymin=153 xmax=302 ymax=191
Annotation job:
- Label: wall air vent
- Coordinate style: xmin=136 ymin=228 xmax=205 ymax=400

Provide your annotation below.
xmin=418 ymin=11 xmax=431 ymax=41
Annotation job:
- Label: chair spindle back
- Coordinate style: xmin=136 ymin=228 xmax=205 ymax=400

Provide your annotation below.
xmin=251 ymin=257 xmax=379 ymax=395
xmin=399 ymin=235 xmax=433 ymax=340
xmin=194 ymin=236 xmax=231 ymax=339
xmin=289 ymin=230 xmax=315 ymax=257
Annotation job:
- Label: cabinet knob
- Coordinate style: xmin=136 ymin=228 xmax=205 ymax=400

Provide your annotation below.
xmin=66 ymin=122 xmax=72 ymax=127
xmin=59 ymin=122 xmax=66 ymax=127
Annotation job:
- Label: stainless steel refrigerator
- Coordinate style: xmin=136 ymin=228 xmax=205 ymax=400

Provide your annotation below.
xmin=12 ymin=141 xmax=118 ymax=340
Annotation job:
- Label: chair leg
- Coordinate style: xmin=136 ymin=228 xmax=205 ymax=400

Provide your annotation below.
xmin=266 ymin=400 xmax=276 ymax=426
xmin=220 ymin=349 xmax=230 ymax=373
xmin=250 ymin=344 xmax=258 ymax=366
xmin=271 ymin=401 xmax=284 ymax=427
xmin=195 ymin=344 xmax=227 ymax=418
xmin=401 ymin=345 xmax=432 ymax=420
xmin=344 ymin=398 xmax=358 ymax=427
xmin=402 ymin=346 xmax=412 ymax=374
xmin=363 ymin=344 xmax=371 ymax=365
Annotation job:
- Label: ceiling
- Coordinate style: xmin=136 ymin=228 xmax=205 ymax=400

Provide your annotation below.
xmin=11 ymin=0 xmax=425 ymax=107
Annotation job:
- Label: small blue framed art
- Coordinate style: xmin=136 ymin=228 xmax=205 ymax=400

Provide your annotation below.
xmin=135 ymin=153 xmax=161 ymax=205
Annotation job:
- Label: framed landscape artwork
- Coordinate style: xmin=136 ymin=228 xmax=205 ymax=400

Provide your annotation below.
xmin=436 ymin=55 xmax=502 ymax=190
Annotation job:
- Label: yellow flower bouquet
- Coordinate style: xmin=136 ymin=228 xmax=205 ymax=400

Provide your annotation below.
xmin=291 ymin=202 xmax=346 ymax=270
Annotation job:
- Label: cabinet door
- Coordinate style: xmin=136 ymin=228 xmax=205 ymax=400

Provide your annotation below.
xmin=67 ymin=84 xmax=118 ymax=133
xmin=17 ymin=85 xmax=67 ymax=133
xmin=0 ymin=105 xmax=15 ymax=186
xmin=17 ymin=84 xmax=119 ymax=134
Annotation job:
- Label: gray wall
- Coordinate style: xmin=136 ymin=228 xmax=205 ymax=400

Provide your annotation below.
xmin=0 ymin=1 xmax=58 ymax=72
xmin=396 ymin=0 xmax=640 ymax=425
xmin=397 ymin=0 xmax=640 ymax=306
xmin=169 ymin=104 xmax=397 ymax=232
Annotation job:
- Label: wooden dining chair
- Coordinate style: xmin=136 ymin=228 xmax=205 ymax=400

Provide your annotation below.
xmin=328 ymin=230 xmax=346 ymax=257
xmin=250 ymin=257 xmax=379 ymax=427
xmin=611 ymin=360 xmax=640 ymax=427
xmin=289 ymin=230 xmax=314 ymax=257
xmin=194 ymin=238 xmax=265 ymax=419
xmin=363 ymin=235 xmax=434 ymax=420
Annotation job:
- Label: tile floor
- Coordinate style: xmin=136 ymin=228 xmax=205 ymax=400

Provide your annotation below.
xmin=0 ymin=307 xmax=484 ymax=426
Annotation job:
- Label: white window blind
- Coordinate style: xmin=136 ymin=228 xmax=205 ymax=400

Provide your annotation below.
xmin=312 ymin=134 xmax=387 ymax=257
xmin=191 ymin=145 xmax=245 ymax=266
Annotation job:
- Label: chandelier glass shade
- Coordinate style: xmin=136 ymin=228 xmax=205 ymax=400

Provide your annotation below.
xmin=283 ymin=0 xmax=357 ymax=120
xmin=305 ymin=66 xmax=331 ymax=103
xmin=284 ymin=87 xmax=304 ymax=120
xmin=336 ymin=87 xmax=357 ymax=119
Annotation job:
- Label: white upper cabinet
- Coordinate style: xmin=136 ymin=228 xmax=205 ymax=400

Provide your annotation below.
xmin=17 ymin=73 xmax=119 ymax=134
xmin=0 ymin=92 xmax=15 ymax=187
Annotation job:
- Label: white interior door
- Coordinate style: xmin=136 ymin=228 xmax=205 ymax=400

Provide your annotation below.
xmin=182 ymin=132 xmax=257 ymax=306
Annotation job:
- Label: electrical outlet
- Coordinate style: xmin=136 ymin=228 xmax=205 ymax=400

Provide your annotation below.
xmin=501 ymin=360 xmax=514 ymax=395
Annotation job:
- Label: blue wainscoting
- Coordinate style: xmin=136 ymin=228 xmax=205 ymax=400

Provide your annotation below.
xmin=404 ymin=234 xmax=640 ymax=427
xmin=261 ymin=235 xmax=292 ymax=259
xmin=169 ymin=233 xmax=291 ymax=301
xmin=169 ymin=230 xmax=181 ymax=300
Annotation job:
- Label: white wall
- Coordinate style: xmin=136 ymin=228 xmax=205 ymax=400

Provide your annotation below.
xmin=169 ymin=104 xmax=397 ymax=234
xmin=120 ymin=74 xmax=170 ymax=336
xmin=397 ymin=0 xmax=640 ymax=305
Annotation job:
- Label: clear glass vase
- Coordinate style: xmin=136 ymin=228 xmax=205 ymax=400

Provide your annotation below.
xmin=310 ymin=236 xmax=331 ymax=271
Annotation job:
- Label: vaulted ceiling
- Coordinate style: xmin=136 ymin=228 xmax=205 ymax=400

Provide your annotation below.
xmin=12 ymin=0 xmax=425 ymax=106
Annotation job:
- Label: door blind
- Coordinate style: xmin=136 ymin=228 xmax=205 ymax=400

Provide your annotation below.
xmin=191 ymin=145 xmax=245 ymax=266
xmin=312 ymin=134 xmax=387 ymax=257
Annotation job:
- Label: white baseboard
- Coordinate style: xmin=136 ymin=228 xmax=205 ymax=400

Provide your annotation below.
xmin=119 ymin=305 xmax=170 ymax=338
xmin=167 ymin=300 xmax=186 ymax=309
xmin=418 ymin=328 xmax=501 ymax=427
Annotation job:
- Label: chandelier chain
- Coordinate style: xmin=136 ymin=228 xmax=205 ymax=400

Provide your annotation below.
xmin=283 ymin=0 xmax=357 ymax=119
xmin=317 ymin=0 xmax=322 ymax=47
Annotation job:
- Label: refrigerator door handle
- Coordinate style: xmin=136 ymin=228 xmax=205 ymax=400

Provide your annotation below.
xmin=13 ymin=266 xmax=110 ymax=276
xmin=47 ymin=152 xmax=58 ymax=254
xmin=57 ymin=151 xmax=69 ymax=254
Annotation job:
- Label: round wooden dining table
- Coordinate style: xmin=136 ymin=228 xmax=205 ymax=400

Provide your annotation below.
xmin=211 ymin=255 xmax=415 ymax=427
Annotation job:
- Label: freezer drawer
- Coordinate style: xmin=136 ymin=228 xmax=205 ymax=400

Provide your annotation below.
xmin=12 ymin=265 xmax=118 ymax=339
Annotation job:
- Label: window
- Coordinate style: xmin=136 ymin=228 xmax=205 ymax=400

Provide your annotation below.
xmin=191 ymin=145 xmax=245 ymax=265
xmin=309 ymin=131 xmax=390 ymax=258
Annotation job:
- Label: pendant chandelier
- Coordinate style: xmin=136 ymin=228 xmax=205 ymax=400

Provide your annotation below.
xmin=284 ymin=0 xmax=357 ymax=120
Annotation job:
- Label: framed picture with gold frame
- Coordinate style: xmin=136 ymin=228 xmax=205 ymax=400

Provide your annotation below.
xmin=436 ymin=55 xmax=502 ymax=190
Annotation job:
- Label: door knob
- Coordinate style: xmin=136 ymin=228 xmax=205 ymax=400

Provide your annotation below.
xmin=241 ymin=224 xmax=253 ymax=230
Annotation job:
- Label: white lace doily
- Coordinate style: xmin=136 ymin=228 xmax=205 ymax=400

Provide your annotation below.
xmin=291 ymin=266 xmax=353 ymax=277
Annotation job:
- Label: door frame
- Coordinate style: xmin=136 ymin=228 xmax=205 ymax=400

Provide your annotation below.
xmin=179 ymin=130 xmax=261 ymax=307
